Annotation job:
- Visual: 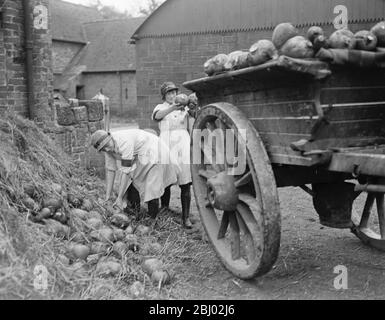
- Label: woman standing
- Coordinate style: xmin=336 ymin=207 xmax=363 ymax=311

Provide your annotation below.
xmin=152 ymin=81 xmax=193 ymax=229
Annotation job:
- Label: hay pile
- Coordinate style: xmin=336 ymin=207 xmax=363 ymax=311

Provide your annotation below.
xmin=0 ymin=112 xmax=212 ymax=300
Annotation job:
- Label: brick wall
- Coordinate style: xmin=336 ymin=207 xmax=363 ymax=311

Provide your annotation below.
xmin=135 ymin=22 xmax=377 ymax=130
xmin=0 ymin=0 xmax=53 ymax=122
xmin=52 ymin=40 xmax=84 ymax=74
xmin=82 ymin=71 xmax=138 ymax=118
xmin=0 ymin=1 xmax=105 ymax=175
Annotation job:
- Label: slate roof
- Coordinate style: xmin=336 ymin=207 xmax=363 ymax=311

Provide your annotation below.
xmin=52 ymin=0 xmax=145 ymax=74
xmin=80 ymin=18 xmax=145 ymax=72
xmin=51 ymin=0 xmax=103 ymax=43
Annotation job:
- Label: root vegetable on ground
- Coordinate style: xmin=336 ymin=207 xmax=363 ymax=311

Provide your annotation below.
xmin=151 ymin=270 xmax=171 ymax=286
xmin=69 ymin=243 xmax=90 ymax=261
xmin=96 ymin=260 xmax=122 ymax=276
xmin=142 ymin=258 xmax=163 ymax=276
xmin=111 ymin=213 xmax=130 ymax=229
xmin=90 ymin=241 xmax=110 ymax=255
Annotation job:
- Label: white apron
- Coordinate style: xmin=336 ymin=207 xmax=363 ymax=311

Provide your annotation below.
xmin=152 ymin=102 xmax=192 ymax=186
xmin=105 ymin=129 xmax=178 ymax=203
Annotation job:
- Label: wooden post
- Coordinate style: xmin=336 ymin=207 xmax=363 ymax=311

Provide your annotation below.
xmin=93 ymin=91 xmax=110 ymax=132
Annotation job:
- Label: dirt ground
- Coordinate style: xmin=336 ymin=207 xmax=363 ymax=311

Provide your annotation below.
xmin=108 ymin=122 xmax=385 ymax=300
xmin=165 ymin=185 xmax=385 ymax=300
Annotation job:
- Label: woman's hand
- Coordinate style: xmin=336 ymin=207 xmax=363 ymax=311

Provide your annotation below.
xmin=113 ymin=197 xmax=124 ymax=211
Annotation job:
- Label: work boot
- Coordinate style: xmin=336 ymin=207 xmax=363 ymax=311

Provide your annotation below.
xmin=147 ymin=199 xmax=160 ymax=219
xmin=181 ymin=185 xmax=193 ymax=229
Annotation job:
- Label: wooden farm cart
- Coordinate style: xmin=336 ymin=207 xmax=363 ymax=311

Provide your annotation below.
xmin=183 ymin=55 xmax=385 ymax=280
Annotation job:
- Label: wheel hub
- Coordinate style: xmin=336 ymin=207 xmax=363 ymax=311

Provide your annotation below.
xmin=207 ymin=172 xmax=238 ymax=211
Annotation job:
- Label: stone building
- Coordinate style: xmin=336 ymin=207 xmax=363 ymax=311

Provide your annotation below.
xmin=51 ymin=0 xmax=145 ymax=117
xmin=132 ymin=0 xmax=385 ymax=130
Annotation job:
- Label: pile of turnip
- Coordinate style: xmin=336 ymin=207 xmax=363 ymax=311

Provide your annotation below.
xmin=22 ymin=176 xmax=172 ymax=291
xmin=203 ymin=20 xmax=385 ymax=76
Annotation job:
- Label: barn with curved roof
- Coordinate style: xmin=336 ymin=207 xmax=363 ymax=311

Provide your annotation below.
xmin=132 ymin=0 xmax=385 ymax=130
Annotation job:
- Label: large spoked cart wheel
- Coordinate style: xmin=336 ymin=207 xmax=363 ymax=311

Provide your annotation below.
xmin=191 ymin=102 xmax=281 ymax=279
xmin=351 ymin=181 xmax=385 ymax=251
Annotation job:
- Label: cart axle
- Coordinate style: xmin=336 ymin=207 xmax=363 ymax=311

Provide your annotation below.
xmin=355 ymin=184 xmax=385 ymax=194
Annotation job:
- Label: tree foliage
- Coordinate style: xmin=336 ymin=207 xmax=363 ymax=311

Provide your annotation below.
xmin=89 ymin=0 xmax=133 ymax=19
xmin=139 ymin=0 xmax=164 ymax=17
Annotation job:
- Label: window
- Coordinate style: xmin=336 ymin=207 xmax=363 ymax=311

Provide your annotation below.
xmin=76 ymin=85 xmax=85 ymax=100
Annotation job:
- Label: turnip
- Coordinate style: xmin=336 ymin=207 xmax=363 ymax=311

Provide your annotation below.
xmin=24 ymin=183 xmax=37 ymax=198
xmin=113 ymin=241 xmax=128 ymax=258
xmin=90 ymin=227 xmax=114 ymax=243
xmin=36 ymin=207 xmax=52 ymax=220
xmin=130 ymin=281 xmax=145 ymax=298
xmin=111 ymin=213 xmax=130 ymax=229
xmin=188 ymin=93 xmax=198 ymax=107
xmin=81 ymin=199 xmax=93 ymax=211
xmin=125 ymin=234 xmax=139 ymax=252
xmin=355 ymin=30 xmax=377 ymax=51
xmin=45 ymin=219 xmax=69 ymax=239
xmin=70 ymin=232 xmax=85 ymax=243
xmin=96 ymin=260 xmax=122 ymax=276
xmin=142 ymin=258 xmax=163 ymax=276
xmin=21 ymin=196 xmax=38 ymax=211
xmin=148 ymin=243 xmax=163 ymax=254
xmin=203 ymin=54 xmax=229 ymax=76
xmin=71 ymin=208 xmax=90 ymax=220
xmin=247 ymin=40 xmax=278 ymax=66
xmin=136 ymin=225 xmax=151 ymax=236
xmin=272 ymin=22 xmax=299 ymax=49
xmin=70 ymin=243 xmax=90 ymax=261
xmin=86 ymin=217 xmax=104 ymax=230
xmin=90 ymin=241 xmax=110 ymax=255
xmin=306 ymin=26 xmax=324 ymax=43
xmin=224 ymin=51 xmax=249 ymax=70
xmin=151 ymin=270 xmax=171 ymax=285
xmin=280 ymin=36 xmax=314 ymax=58
xmin=113 ymin=228 xmax=125 ymax=242
xmin=53 ymin=211 xmax=67 ymax=224
xmin=371 ymin=21 xmax=385 ymax=47
xmin=174 ymin=94 xmax=190 ymax=106
xmin=306 ymin=26 xmax=328 ymax=52
xmin=328 ymin=29 xmax=356 ymax=49
xmin=42 ymin=197 xmax=63 ymax=211
xmin=57 ymin=254 xmax=70 ymax=266
xmin=51 ymin=183 xmax=63 ymax=194
xmin=67 ymin=193 xmax=82 ymax=208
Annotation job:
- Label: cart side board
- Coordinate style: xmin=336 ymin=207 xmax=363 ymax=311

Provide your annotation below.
xmin=184 ymin=62 xmax=385 ymax=173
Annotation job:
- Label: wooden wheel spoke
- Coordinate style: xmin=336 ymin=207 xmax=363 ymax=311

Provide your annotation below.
xmin=215 ymin=119 xmax=228 ymax=171
xmin=217 ymin=211 xmax=230 ymax=239
xmin=235 ymin=211 xmax=256 ymax=264
xmin=235 ymin=171 xmax=252 ymax=188
xmin=376 ymin=194 xmax=385 ymax=239
xmin=360 ymin=193 xmax=375 ymax=228
xmin=229 ymin=212 xmax=241 ymax=260
xmin=200 ymin=139 xmax=222 ymax=173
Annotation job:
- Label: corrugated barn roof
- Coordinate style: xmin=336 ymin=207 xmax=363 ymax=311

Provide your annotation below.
xmin=133 ymin=0 xmax=385 ymax=39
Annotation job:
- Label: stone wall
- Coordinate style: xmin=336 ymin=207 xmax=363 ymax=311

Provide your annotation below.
xmin=45 ymin=97 xmax=106 ymax=176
